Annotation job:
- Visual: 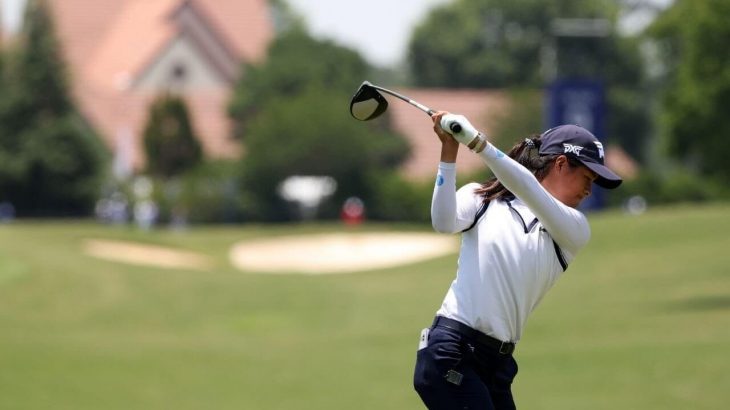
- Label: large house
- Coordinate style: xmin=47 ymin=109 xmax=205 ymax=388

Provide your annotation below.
xmin=46 ymin=0 xmax=274 ymax=177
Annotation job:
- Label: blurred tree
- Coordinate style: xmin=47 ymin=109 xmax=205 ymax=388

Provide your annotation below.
xmin=142 ymin=94 xmax=202 ymax=178
xmin=407 ymin=0 xmax=650 ymax=161
xmin=229 ymin=28 xmax=371 ymax=139
xmin=408 ymin=0 xmax=627 ymax=87
xmin=647 ymin=0 xmax=730 ymax=180
xmin=268 ymin=0 xmax=307 ymax=34
xmin=0 ymin=0 xmax=105 ymax=216
xmin=230 ymin=28 xmax=409 ymax=221
xmin=240 ymin=90 xmax=408 ymax=221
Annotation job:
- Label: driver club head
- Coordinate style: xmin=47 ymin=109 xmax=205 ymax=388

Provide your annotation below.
xmin=350 ymin=81 xmax=388 ymax=121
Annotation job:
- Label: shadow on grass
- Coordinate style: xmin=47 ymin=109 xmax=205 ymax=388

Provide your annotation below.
xmin=666 ymin=295 xmax=730 ymax=312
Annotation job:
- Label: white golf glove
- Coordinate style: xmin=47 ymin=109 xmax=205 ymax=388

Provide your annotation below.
xmin=440 ymin=114 xmax=488 ymax=153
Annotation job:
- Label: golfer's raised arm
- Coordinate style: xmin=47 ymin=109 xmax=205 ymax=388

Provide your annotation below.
xmin=439 ymin=113 xmax=589 ymax=253
xmin=477 ymin=143 xmax=590 ymax=253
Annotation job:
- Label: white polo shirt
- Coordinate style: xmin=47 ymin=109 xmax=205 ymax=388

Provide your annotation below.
xmin=431 ymin=143 xmax=591 ymax=343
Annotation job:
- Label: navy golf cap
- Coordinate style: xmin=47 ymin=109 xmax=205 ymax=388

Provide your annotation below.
xmin=539 ymin=124 xmax=622 ymax=189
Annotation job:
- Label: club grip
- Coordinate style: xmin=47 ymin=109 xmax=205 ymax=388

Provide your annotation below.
xmin=449 ymin=123 xmax=462 ymax=133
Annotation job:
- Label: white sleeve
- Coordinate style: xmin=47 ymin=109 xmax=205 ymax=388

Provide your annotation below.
xmin=477 ymin=143 xmax=591 ymax=254
xmin=431 ymin=162 xmax=481 ymax=234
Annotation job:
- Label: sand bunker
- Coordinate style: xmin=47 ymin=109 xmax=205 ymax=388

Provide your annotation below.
xmin=82 ymin=232 xmax=458 ymax=274
xmin=83 ymin=239 xmax=213 ymax=270
xmin=229 ymin=232 xmax=458 ymax=274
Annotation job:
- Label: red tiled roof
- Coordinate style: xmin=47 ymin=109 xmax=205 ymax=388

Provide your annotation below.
xmin=196 ymin=0 xmax=273 ymax=62
xmin=84 ymin=0 xmax=179 ymax=92
xmin=48 ymin=0 xmax=128 ymax=80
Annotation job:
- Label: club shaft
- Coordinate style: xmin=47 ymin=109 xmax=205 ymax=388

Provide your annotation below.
xmin=369 ymin=84 xmax=435 ymax=117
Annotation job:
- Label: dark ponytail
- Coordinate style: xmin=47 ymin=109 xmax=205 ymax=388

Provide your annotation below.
xmin=474 ymin=134 xmax=574 ymax=202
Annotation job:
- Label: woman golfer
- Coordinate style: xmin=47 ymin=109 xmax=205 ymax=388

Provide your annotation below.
xmin=413 ymin=112 xmax=622 ymax=409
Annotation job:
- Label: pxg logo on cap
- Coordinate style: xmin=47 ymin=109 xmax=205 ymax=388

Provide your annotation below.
xmin=562 ymin=141 xmax=604 ymax=159
xmin=562 ymin=143 xmax=584 ymax=156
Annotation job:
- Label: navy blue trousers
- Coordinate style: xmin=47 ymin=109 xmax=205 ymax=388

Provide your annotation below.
xmin=413 ymin=323 xmax=518 ymax=409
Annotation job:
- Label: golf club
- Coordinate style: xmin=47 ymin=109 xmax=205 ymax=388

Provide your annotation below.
xmin=349 ymin=81 xmax=462 ymax=132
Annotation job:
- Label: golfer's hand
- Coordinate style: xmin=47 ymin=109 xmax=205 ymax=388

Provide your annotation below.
xmin=432 ymin=112 xmax=459 ymax=162
xmin=432 ymin=112 xmax=459 ymax=144
xmin=439 ymin=114 xmax=480 ymax=146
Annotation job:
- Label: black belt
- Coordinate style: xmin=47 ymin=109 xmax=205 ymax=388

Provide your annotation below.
xmin=433 ymin=316 xmax=516 ymax=355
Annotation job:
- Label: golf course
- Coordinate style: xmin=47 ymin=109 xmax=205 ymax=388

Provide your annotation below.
xmin=0 ymin=203 xmax=728 ymax=409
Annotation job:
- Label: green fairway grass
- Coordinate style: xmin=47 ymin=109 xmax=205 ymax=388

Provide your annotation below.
xmin=0 ymin=204 xmax=728 ymax=409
